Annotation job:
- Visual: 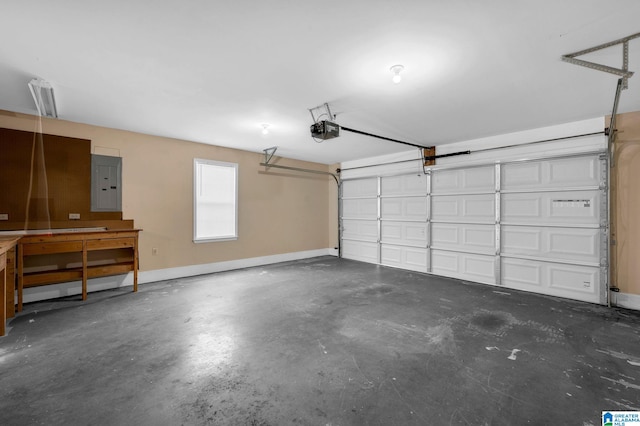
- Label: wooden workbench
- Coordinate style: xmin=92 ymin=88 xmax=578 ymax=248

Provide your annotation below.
xmin=1 ymin=236 xmax=20 ymax=337
xmin=16 ymin=229 xmax=141 ymax=312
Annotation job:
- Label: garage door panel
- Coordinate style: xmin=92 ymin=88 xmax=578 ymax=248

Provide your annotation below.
xmin=342 ymin=219 xmax=378 ymax=242
xmin=502 ymin=156 xmax=600 ymax=190
xmin=431 ymin=250 xmax=496 ymax=284
xmin=381 ymin=221 xmax=428 ymax=246
xmin=432 ymin=194 xmax=495 ymax=223
xmin=432 ymin=169 xmax=460 ymax=194
xmin=431 ymin=224 xmax=458 ymax=244
xmin=502 ymin=191 xmax=600 ymax=225
xmin=342 ymin=240 xmax=378 ymax=264
xmin=549 ymin=230 xmax=598 ymax=259
xmin=548 ymin=265 xmax=597 ymax=294
xmin=501 ymin=259 xmax=542 ymax=286
xmin=431 ymin=250 xmax=458 ymax=273
xmin=464 ymin=197 xmax=495 ymax=217
xmin=501 ymin=226 xmax=542 ymax=252
xmin=502 ymin=226 xmax=599 ymax=263
xmin=432 ymin=166 xmax=495 ymax=194
xmin=465 ymin=226 xmax=495 ymax=250
xmin=432 ymin=223 xmax=495 ymax=254
xmin=381 ymin=245 xmax=427 ymax=272
xmin=342 ymin=178 xmax=378 ymax=198
xmin=502 ymin=162 xmax=542 ymax=188
xmin=502 ymin=197 xmax=541 ymax=218
xmin=548 ymin=157 xmax=598 ymax=187
xmin=431 ymin=197 xmax=458 ymax=217
xmin=381 ymin=174 xmax=427 ymax=196
xmin=464 ymin=256 xmax=496 ymax=282
xmin=501 ymin=258 xmax=599 ymax=303
xmin=342 ymin=198 xmax=378 ymax=219
xmin=381 ymin=197 xmax=427 ymax=220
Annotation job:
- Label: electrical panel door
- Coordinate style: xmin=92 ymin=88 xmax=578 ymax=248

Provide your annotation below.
xmin=91 ymin=154 xmax=122 ymax=212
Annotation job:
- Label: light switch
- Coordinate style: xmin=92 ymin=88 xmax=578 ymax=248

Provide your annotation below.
xmin=69 ymin=213 xmax=81 ymax=220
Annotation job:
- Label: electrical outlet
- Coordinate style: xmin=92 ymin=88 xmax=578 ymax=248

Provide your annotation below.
xmin=0 ymin=213 xmax=8 ymax=220
xmin=69 ymin=213 xmax=81 ymax=220
xmin=152 ymin=247 xmax=158 ymax=256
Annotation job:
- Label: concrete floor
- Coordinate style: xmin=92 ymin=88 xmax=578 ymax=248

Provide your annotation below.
xmin=1 ymin=256 xmax=639 ymax=425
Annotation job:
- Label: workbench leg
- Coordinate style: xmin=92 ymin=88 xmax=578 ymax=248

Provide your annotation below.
xmin=17 ymin=243 xmax=23 ymax=312
xmin=82 ymin=242 xmax=87 ymax=301
xmin=1 ymin=266 xmax=6 ymax=337
xmin=133 ymin=238 xmax=138 ymax=293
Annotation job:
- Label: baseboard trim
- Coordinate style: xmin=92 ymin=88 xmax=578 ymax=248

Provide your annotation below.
xmin=21 ymin=248 xmax=337 ymax=305
xmin=140 ymin=248 xmax=336 ymax=283
xmin=611 ymin=292 xmax=640 ymax=311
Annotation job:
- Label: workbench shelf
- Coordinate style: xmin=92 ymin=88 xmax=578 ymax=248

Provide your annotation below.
xmin=17 ymin=229 xmax=141 ymax=311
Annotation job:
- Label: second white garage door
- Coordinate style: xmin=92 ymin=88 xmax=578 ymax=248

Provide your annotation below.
xmin=341 ymin=153 xmax=607 ymax=304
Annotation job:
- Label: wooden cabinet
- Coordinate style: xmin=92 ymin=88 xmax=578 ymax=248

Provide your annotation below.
xmin=16 ymin=229 xmax=141 ymax=312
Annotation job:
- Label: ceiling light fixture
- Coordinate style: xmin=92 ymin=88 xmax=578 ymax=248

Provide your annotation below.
xmin=28 ymin=78 xmax=58 ymax=118
xmin=390 ymin=64 xmax=404 ymax=84
xmin=261 ymin=124 xmax=270 ymax=135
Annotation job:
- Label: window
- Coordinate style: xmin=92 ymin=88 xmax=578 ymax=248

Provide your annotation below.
xmin=194 ymin=159 xmax=238 ymax=242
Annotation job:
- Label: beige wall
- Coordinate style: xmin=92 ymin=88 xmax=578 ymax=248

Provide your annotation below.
xmin=610 ymin=110 xmax=640 ymax=295
xmin=0 ymin=110 xmax=334 ymax=272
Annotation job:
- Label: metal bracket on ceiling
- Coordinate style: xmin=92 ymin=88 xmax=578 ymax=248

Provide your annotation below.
xmin=263 ymin=146 xmax=278 ymax=165
xmin=309 ymin=103 xmax=334 ymax=123
xmin=259 ymin=148 xmax=340 ymax=186
xmin=562 ymin=32 xmax=640 ymax=89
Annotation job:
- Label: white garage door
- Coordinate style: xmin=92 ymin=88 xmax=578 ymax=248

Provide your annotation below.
xmin=340 ymin=153 xmax=608 ymax=304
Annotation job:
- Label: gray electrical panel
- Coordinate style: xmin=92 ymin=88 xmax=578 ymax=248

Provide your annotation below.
xmin=91 ymin=154 xmax=122 ymax=212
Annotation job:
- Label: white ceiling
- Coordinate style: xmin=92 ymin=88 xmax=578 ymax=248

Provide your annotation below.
xmin=1 ymin=1 xmax=639 ymax=164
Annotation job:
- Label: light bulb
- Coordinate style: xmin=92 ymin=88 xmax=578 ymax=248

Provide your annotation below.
xmin=390 ymin=64 xmax=404 ymax=84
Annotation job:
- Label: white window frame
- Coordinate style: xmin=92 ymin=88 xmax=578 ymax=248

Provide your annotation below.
xmin=193 ymin=158 xmax=238 ymax=243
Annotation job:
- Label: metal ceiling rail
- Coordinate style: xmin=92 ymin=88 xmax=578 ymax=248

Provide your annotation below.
xmin=562 ymin=32 xmax=640 ymax=89
xmin=339 ymin=126 xmax=431 ymax=150
xmin=260 ymin=147 xmax=340 ymax=186
xmin=339 ymin=131 xmax=605 ymax=172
